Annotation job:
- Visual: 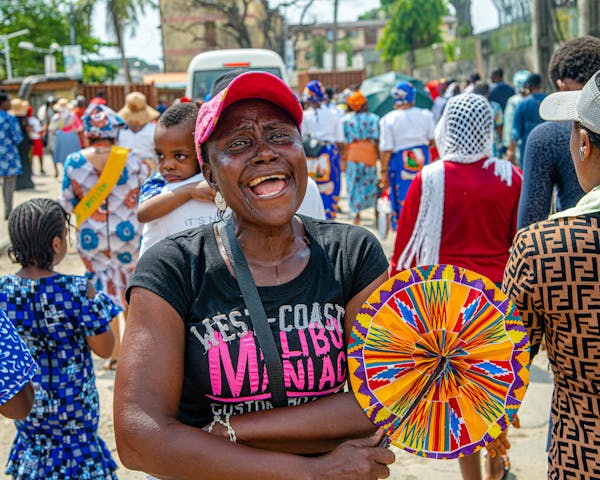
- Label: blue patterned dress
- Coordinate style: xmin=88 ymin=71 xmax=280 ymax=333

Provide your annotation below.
xmin=342 ymin=111 xmax=380 ymax=214
xmin=0 ymin=308 xmax=37 ymax=408
xmin=59 ymin=150 xmax=150 ymax=308
xmin=0 ymin=274 xmax=121 ymax=480
xmin=0 ymin=110 xmax=24 ymax=177
xmin=138 ymin=171 xmax=166 ymax=204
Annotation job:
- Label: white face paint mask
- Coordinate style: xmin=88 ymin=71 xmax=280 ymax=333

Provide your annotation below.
xmin=434 ymin=93 xmax=495 ymax=164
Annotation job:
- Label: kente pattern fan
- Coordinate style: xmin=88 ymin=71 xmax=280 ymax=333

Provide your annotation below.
xmin=348 ymin=264 xmax=530 ymax=459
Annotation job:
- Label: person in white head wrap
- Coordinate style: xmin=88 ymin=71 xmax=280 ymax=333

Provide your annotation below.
xmin=390 ymin=92 xmax=524 ymax=479
xmin=501 ymin=70 xmax=531 ymax=160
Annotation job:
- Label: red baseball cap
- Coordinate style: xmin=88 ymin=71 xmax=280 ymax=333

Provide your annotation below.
xmin=194 ymin=71 xmax=303 ymax=165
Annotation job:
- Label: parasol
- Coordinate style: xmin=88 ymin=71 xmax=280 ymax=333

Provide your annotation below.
xmin=348 ymin=264 xmax=530 ymax=459
xmin=360 ymin=72 xmax=433 ymax=117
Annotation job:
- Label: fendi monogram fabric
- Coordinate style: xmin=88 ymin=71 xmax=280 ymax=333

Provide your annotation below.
xmin=503 ymin=215 xmax=600 ymax=479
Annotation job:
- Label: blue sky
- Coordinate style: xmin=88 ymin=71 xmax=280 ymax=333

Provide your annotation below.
xmin=92 ymin=0 xmax=500 ymax=68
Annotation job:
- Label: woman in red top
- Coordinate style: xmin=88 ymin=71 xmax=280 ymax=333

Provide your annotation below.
xmin=390 ymin=93 xmax=522 ymax=480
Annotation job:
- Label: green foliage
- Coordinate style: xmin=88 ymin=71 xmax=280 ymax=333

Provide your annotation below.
xmin=448 ymin=0 xmax=473 ymax=37
xmin=102 ymin=0 xmax=154 ymax=35
xmin=444 ymin=41 xmax=457 ymax=62
xmin=100 ymin=0 xmax=157 ymax=83
xmin=307 ymin=34 xmax=327 ymax=69
xmin=83 ymin=61 xmax=119 ymax=83
xmin=0 ymin=0 xmax=104 ymax=79
xmin=338 ymin=38 xmax=354 ymax=67
xmin=377 ymin=0 xmax=447 ymax=62
xmin=358 ymin=8 xmax=383 ymax=20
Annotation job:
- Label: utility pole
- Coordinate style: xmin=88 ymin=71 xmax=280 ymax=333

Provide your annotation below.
xmin=1 ymin=29 xmax=30 ymax=80
xmin=579 ymin=0 xmax=600 ymax=38
xmin=531 ymin=0 xmax=555 ymax=91
xmin=70 ymin=2 xmax=76 ymax=45
xmin=332 ymin=0 xmax=338 ymax=71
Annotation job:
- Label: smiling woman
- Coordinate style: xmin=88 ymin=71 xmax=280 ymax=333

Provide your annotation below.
xmin=203 ymin=98 xmax=307 ymax=228
xmin=114 ymin=71 xmax=396 ymax=480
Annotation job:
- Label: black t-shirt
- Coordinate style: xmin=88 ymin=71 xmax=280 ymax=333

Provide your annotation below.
xmin=127 ymin=216 xmax=388 ymax=428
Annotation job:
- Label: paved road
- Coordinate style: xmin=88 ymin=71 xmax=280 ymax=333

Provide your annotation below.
xmin=0 ymin=161 xmax=552 ymax=479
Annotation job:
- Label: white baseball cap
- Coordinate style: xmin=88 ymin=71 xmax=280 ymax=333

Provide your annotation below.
xmin=540 ymin=69 xmax=600 ymax=134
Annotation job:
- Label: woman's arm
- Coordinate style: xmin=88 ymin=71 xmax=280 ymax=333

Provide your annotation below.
xmin=502 ymin=228 xmax=544 ymax=358
xmin=84 ymin=282 xmax=116 ymax=358
xmin=0 ymin=382 xmax=34 ymax=420
xmin=86 ymin=330 xmax=115 ymax=359
xmin=210 ymin=272 xmax=389 ymax=454
xmin=115 ymin=287 xmax=394 ymax=480
xmin=137 ymin=181 xmax=215 ymax=223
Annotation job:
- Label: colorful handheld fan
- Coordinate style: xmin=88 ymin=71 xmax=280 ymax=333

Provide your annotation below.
xmin=348 ymin=265 xmax=530 ymax=459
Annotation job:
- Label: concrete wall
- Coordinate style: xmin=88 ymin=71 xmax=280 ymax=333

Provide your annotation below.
xmin=412 ymin=46 xmax=536 ymax=84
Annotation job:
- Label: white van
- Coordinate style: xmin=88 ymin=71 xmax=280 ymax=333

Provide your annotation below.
xmin=186 ymin=48 xmax=288 ymax=101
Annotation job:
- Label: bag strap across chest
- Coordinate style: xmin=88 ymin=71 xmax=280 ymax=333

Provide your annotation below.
xmin=217 ymin=219 xmax=288 ymax=408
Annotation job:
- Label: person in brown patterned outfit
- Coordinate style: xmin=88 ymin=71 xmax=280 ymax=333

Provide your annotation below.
xmin=503 ymin=70 xmax=600 ymax=479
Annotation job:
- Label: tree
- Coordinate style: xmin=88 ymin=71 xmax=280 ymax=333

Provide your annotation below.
xmin=377 ymin=0 xmax=447 ymax=74
xmin=83 ymin=0 xmax=155 ymax=86
xmin=306 ymin=34 xmax=327 ymax=69
xmin=358 ymin=7 xmax=384 ymax=20
xmin=83 ymin=61 xmax=119 ymax=83
xmin=192 ymin=0 xmax=253 ymax=49
xmin=338 ymin=38 xmax=354 ymax=67
xmin=187 ymin=0 xmax=293 ymax=56
xmin=448 ymin=0 xmax=473 ymax=37
xmin=0 ymin=0 xmax=104 ymax=79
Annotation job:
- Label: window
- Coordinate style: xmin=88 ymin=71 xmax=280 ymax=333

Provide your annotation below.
xmin=364 ymin=28 xmax=377 ymax=46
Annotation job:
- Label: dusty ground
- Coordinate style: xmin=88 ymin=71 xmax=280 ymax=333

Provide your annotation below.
xmin=0 ymin=162 xmax=552 ymax=478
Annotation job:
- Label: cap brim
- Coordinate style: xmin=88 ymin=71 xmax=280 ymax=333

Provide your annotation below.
xmin=197 ymin=71 xmax=302 ymax=146
xmin=539 ymin=90 xmax=581 ymax=122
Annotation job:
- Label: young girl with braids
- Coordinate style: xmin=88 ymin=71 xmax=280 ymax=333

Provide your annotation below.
xmin=0 ymin=198 xmax=120 ymax=480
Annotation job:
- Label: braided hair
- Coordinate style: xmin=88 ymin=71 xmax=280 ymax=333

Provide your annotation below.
xmin=8 ymin=198 xmax=70 ymax=269
xmin=158 ymin=102 xmax=198 ymax=129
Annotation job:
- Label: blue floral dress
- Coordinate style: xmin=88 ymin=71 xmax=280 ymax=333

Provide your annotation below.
xmin=59 ymin=150 xmax=150 ymax=308
xmin=342 ymin=111 xmax=380 ymax=214
xmin=0 ymin=308 xmax=37 ymax=408
xmin=0 ymin=274 xmax=121 ymax=480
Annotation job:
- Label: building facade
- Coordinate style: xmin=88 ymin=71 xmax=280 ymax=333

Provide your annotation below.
xmin=289 ymin=16 xmax=457 ymax=75
xmin=159 ymin=0 xmax=284 ymax=72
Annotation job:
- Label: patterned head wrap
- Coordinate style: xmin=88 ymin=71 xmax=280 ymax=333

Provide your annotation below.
xmin=82 ymin=103 xmax=126 ymax=139
xmin=392 ymin=81 xmax=416 ymax=105
xmin=346 ymin=90 xmax=368 ymax=112
xmin=513 ymin=70 xmax=531 ymax=94
xmin=302 ymin=80 xmax=328 ymax=104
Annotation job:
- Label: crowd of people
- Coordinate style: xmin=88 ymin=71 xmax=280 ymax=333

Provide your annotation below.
xmin=0 ymin=34 xmax=599 ymax=480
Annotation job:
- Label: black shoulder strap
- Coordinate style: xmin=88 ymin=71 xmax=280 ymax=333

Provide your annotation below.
xmin=217 ymin=220 xmax=288 ymax=408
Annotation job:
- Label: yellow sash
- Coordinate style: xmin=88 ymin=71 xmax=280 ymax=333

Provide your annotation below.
xmin=74 ymin=146 xmax=130 ymax=227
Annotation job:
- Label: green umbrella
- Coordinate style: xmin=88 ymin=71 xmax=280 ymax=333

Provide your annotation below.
xmin=360 ymin=72 xmax=433 ymax=117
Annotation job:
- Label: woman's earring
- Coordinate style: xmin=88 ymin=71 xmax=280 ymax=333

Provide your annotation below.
xmin=579 ymin=147 xmax=586 ymax=161
xmin=215 ymin=191 xmax=227 ymax=211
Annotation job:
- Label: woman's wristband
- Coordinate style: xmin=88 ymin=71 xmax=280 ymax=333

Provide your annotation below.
xmin=207 ymin=413 xmax=237 ymax=442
